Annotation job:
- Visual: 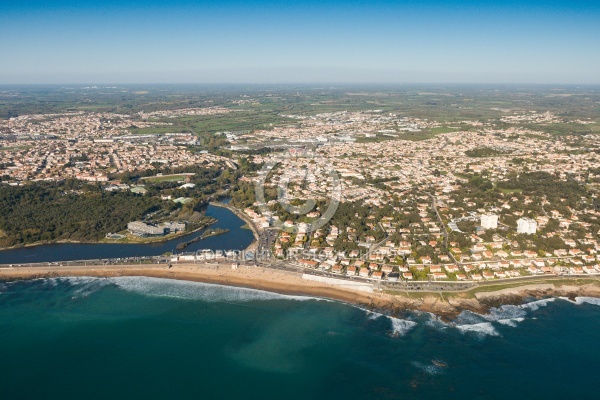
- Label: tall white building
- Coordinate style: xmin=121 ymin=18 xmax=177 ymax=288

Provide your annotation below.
xmin=517 ymin=217 xmax=537 ymax=234
xmin=481 ymin=214 xmax=499 ymax=230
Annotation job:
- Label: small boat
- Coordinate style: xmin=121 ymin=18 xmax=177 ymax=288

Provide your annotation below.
xmin=432 ymin=359 xmax=448 ymax=368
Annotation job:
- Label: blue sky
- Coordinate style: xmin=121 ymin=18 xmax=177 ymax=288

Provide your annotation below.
xmin=1 ymin=0 xmax=599 ymax=84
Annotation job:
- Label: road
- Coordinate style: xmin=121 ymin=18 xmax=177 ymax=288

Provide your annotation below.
xmin=428 ymin=192 xmax=463 ymax=265
xmin=2 ymin=253 xmax=597 ymax=294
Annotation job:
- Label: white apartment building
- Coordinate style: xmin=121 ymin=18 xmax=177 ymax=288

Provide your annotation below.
xmin=517 ymin=217 xmax=538 ymax=234
xmin=481 ymin=213 xmax=499 ymax=229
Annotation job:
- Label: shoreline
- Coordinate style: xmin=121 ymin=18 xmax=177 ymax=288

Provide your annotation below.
xmin=0 ymin=264 xmax=382 ymax=306
xmin=1 ymin=264 xmax=599 ymax=319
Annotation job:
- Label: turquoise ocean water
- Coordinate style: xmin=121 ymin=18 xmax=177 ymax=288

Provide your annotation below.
xmin=0 ymin=277 xmax=598 ymax=400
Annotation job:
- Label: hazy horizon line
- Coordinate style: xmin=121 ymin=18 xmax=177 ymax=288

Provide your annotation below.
xmin=2 ymin=81 xmax=600 ymax=87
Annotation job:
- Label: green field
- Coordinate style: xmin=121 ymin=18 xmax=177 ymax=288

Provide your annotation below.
xmin=524 ymin=122 xmax=600 ymax=136
xmin=128 ymin=126 xmax=189 ymax=135
xmin=430 ymin=126 xmax=461 ymax=134
xmin=139 ymin=174 xmax=192 ymax=183
xmin=499 ymin=188 xmax=523 ymax=194
xmin=398 ymin=131 xmax=437 ymax=141
xmin=464 ymin=277 xmax=599 ymax=294
xmin=0 ymin=146 xmax=31 ymax=151
xmin=128 ymin=111 xmax=295 ymax=137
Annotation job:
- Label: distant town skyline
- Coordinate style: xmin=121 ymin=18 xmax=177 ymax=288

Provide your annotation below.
xmin=1 ymin=0 xmax=600 ymax=84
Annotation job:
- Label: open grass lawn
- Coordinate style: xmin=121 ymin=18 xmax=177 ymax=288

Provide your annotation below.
xmin=499 ymin=187 xmax=523 ymax=194
xmin=140 ymin=174 xmax=191 ymax=183
xmin=430 ymin=126 xmax=461 ymax=134
xmin=0 ymin=145 xmax=32 ymax=151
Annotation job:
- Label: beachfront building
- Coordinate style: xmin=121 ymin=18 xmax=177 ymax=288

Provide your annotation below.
xmin=517 ymin=217 xmax=538 ymax=234
xmin=481 ymin=213 xmax=499 ymax=230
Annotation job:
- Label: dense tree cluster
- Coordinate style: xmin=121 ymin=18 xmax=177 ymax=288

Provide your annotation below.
xmin=498 ymin=171 xmax=586 ymax=204
xmin=465 ymin=147 xmax=511 ymax=157
xmin=0 ymin=180 xmax=163 ymax=247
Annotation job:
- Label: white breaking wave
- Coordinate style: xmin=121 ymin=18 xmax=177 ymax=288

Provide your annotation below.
xmin=450 ymin=300 xmax=556 ymax=334
xmin=575 ymin=297 xmax=600 ymax=306
xmin=70 ymin=277 xmax=113 ymax=297
xmin=364 ymin=310 xmax=385 ymax=320
xmin=558 ymin=296 xmax=577 ymax=304
xmin=109 ymin=276 xmax=323 ymax=303
xmin=484 ymin=305 xmax=528 ymax=322
xmin=349 ymin=304 xmax=388 ymax=320
xmin=455 ymin=322 xmax=500 ymax=338
xmin=520 ymin=298 xmax=556 ymax=311
xmin=351 ymin=305 xmax=417 ymax=336
xmin=423 ymin=312 xmax=449 ymax=330
xmin=454 ymin=310 xmax=487 ymax=325
xmin=31 ymin=276 xmax=328 ymax=304
xmin=452 ymin=311 xmax=501 ymax=337
xmin=42 ymin=276 xmax=112 ymax=297
xmin=449 ymin=306 xmax=528 ymax=334
xmin=558 ymin=296 xmax=600 ymax=307
xmin=350 ymin=294 xmax=596 ymax=338
xmin=46 ymin=276 xmax=109 ymax=286
xmin=389 ymin=317 xmax=417 ymax=337
xmin=496 ymin=318 xmax=525 ymax=327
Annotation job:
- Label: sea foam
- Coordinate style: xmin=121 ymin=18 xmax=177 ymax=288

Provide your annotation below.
xmin=449 ymin=308 xmax=526 ymax=337
xmin=365 ymin=310 xmax=385 ymax=320
xmin=558 ymin=296 xmax=600 ymax=307
xmin=519 ymin=298 xmax=556 ymax=311
xmin=37 ymin=276 xmax=112 ymax=297
xmin=423 ymin=312 xmax=449 ymax=330
xmin=485 ymin=305 xmax=528 ymax=321
xmin=496 ymin=318 xmax=525 ymax=327
xmin=109 ymin=276 xmax=322 ymax=303
xmin=455 ymin=322 xmax=500 ymax=338
xmin=575 ymin=297 xmax=600 ymax=306
xmin=389 ymin=317 xmax=417 ymax=337
xmin=351 ymin=306 xmax=417 ymax=337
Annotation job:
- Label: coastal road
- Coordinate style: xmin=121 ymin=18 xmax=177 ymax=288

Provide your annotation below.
xmin=3 ymin=253 xmax=598 ymax=294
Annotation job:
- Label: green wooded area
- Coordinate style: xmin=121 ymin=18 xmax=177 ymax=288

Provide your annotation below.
xmin=0 ymin=181 xmax=163 ymax=247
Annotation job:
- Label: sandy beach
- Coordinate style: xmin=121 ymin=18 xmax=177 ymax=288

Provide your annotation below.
xmin=0 ymin=264 xmax=389 ymax=307
xmin=1 ymin=264 xmax=599 ymax=319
